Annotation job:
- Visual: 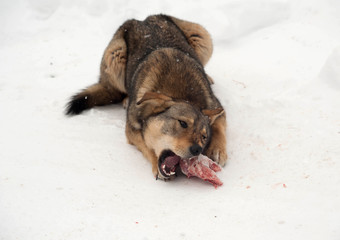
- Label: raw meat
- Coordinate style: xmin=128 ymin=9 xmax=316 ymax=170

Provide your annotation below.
xmin=179 ymin=154 xmax=223 ymax=188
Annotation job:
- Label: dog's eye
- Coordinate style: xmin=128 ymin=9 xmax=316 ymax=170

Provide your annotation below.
xmin=178 ymin=120 xmax=188 ymax=128
xmin=202 ymin=135 xmax=207 ymax=141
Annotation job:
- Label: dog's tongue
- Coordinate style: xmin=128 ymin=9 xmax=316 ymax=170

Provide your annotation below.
xmin=164 ymin=155 xmax=181 ymax=168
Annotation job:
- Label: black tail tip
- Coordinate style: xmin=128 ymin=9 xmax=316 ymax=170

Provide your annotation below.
xmin=65 ymin=94 xmax=90 ymax=115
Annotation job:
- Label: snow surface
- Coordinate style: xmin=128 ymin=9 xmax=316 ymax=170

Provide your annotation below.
xmin=1 ymin=0 xmax=340 ymax=239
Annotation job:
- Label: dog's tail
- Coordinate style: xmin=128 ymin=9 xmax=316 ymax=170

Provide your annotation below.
xmin=65 ymin=83 xmax=126 ymax=115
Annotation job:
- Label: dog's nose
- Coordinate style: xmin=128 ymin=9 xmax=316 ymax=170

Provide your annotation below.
xmin=190 ymin=144 xmax=202 ymax=156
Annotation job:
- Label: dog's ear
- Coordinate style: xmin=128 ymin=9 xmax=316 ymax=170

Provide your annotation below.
xmin=202 ymin=108 xmax=224 ymax=125
xmin=136 ymin=92 xmax=175 ymax=120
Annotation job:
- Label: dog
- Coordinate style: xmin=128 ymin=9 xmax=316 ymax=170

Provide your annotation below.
xmin=66 ymin=14 xmax=227 ymax=180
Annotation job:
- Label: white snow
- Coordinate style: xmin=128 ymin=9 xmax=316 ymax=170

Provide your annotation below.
xmin=1 ymin=0 xmax=340 ymax=239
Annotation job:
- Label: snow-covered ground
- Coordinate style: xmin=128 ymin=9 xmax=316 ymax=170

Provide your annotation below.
xmin=1 ymin=0 xmax=339 ymax=239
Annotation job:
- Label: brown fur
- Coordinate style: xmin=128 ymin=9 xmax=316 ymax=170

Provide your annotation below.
xmin=66 ymin=14 xmax=227 ymax=179
xmin=169 ymin=16 xmax=213 ymax=66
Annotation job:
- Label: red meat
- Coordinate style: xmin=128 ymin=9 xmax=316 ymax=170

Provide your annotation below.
xmin=179 ymin=154 xmax=223 ymax=188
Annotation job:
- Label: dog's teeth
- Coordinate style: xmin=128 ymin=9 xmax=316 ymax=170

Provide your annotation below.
xmin=170 ymin=170 xmax=176 ymax=175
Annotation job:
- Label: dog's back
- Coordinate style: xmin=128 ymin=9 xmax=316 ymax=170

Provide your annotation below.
xmin=65 ymin=14 xmax=214 ymax=115
xmin=122 ymin=15 xmax=201 ymax=83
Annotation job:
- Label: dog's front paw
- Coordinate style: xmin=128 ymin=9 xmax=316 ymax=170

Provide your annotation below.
xmin=205 ymin=146 xmax=228 ymax=167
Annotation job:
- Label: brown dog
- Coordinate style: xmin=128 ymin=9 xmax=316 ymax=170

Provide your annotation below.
xmin=66 ymin=14 xmax=227 ymax=180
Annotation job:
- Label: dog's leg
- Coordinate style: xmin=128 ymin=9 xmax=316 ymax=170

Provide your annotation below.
xmin=125 ymin=123 xmax=160 ymax=179
xmin=204 ymin=112 xmax=227 ymax=166
xmin=100 ymin=26 xmax=127 ymax=94
xmin=170 ymin=16 xmax=213 ymax=66
xmin=66 ymin=25 xmax=128 ymax=115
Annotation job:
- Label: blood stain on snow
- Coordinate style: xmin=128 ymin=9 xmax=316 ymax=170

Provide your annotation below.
xmin=272 ymin=183 xmax=288 ymax=189
xmin=232 ymin=79 xmax=247 ymax=88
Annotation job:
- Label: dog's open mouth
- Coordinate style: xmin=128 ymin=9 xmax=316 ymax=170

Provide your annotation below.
xmin=158 ymin=150 xmax=181 ymax=178
xmin=158 ymin=150 xmax=223 ymax=187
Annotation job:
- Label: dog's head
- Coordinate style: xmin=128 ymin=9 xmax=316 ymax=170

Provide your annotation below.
xmin=137 ymin=92 xmax=224 ymax=179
